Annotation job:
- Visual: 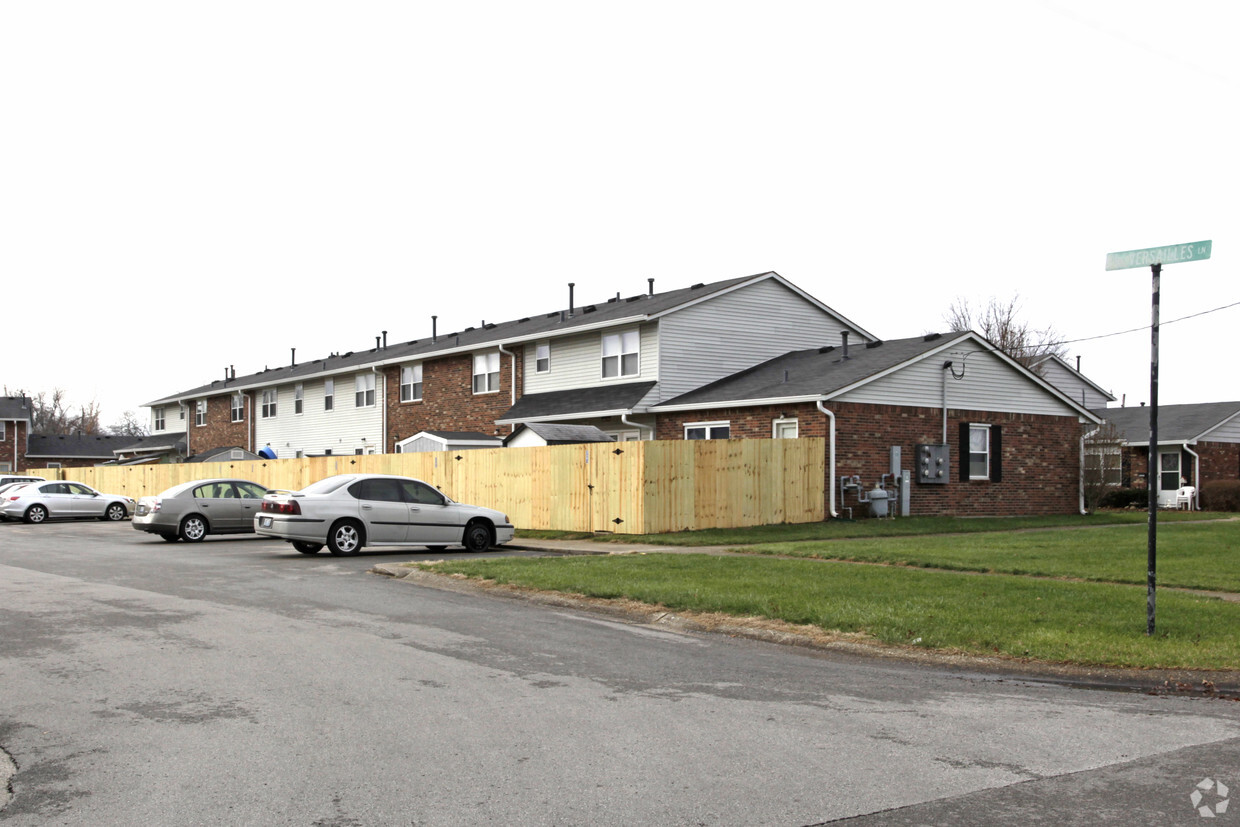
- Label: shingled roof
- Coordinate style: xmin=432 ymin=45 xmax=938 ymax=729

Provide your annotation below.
xmin=1092 ymin=401 xmax=1240 ymax=445
xmin=145 ymin=272 xmax=873 ymax=407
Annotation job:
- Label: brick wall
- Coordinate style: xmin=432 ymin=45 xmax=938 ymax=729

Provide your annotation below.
xmin=384 ymin=347 xmax=524 ymax=451
xmin=186 ymin=395 xmax=252 ymax=458
xmin=2 ymin=420 xmax=28 ymax=472
xmin=656 ymin=401 xmax=1086 ymax=517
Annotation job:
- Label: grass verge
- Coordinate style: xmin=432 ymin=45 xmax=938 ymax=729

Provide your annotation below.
xmin=736 ymin=521 xmax=1240 ymax=592
xmin=519 ymin=511 xmax=1229 ymax=546
xmin=424 ymin=554 xmax=1240 ymax=670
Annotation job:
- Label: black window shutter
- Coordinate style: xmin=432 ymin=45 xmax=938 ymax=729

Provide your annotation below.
xmin=991 ymin=425 xmax=1002 ymax=482
xmin=959 ymin=422 xmax=969 ymax=482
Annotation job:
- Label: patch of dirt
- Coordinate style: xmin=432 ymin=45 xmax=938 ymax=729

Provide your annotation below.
xmin=371 ymin=563 xmax=1240 ymax=700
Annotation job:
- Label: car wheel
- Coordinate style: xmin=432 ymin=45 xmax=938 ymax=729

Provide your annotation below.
xmin=327 ymin=520 xmax=363 ymax=556
xmin=24 ymin=504 xmax=48 ymax=524
xmin=179 ymin=515 xmax=209 ymax=542
xmin=159 ymin=533 xmax=179 ymax=542
xmin=105 ymin=503 xmax=128 ymax=521
xmin=463 ymin=521 xmax=493 ymax=552
xmin=292 ymin=541 xmax=323 ymax=555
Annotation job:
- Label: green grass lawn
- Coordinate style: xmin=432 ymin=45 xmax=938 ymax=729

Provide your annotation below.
xmin=736 ymin=520 xmax=1240 ymax=592
xmin=424 ymin=553 xmax=1240 ymax=670
xmin=519 ymin=511 xmax=1228 ymax=546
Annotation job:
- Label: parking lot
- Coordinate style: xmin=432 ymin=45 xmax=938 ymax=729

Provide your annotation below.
xmin=3 ymin=519 xmax=1240 ymax=825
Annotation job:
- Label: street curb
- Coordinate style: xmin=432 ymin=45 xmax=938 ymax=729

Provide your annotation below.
xmin=370 ymin=561 xmax=1240 ymax=701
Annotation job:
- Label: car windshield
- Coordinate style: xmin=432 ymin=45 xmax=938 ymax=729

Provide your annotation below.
xmin=158 ymin=481 xmax=198 ymax=498
xmin=298 ymin=476 xmax=355 ymax=496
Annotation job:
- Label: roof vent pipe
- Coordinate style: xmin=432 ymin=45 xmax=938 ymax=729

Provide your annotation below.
xmin=568 ymin=282 xmax=575 ymax=318
xmin=648 ymin=278 xmax=655 ymax=297
xmin=841 ymin=331 xmax=850 ymax=360
xmin=375 ymin=336 xmax=381 ymax=350
xmin=432 ymin=316 xmax=438 ymax=344
xmin=291 ymin=348 xmax=296 ymax=367
xmin=383 ymin=331 xmax=388 ymax=349
xmin=231 ymin=365 xmax=235 ymax=381
xmin=1076 ymin=355 xmax=1081 ymax=372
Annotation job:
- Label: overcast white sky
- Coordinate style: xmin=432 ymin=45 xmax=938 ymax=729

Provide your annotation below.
xmin=3 ymin=1 xmax=1237 ymax=427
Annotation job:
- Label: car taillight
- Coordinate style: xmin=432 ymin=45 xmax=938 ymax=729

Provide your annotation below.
xmin=261 ymin=500 xmax=301 ymax=515
xmin=150 ymin=499 xmax=162 ymax=512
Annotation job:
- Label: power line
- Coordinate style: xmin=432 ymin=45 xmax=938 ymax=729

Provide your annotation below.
xmin=1018 ymin=298 xmax=1240 ymax=350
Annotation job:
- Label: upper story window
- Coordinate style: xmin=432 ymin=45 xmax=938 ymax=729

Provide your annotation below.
xmin=473 ymin=353 xmax=500 ymax=394
xmin=401 ymin=364 xmax=423 ymax=402
xmin=685 ymin=421 xmax=730 ymax=440
xmin=179 ymin=404 xmax=186 ymax=421
xmin=324 ymin=378 xmax=334 ymax=411
xmin=535 ymin=343 xmax=550 ymax=373
xmin=261 ymin=389 xmax=277 ymax=419
xmin=355 ymin=373 xmax=375 ymax=407
xmin=153 ymin=407 xmax=166 ymax=431
xmin=294 ymin=383 xmax=304 ymax=415
xmin=231 ymin=395 xmax=244 ymax=423
xmin=0 ymin=421 xmax=5 ymax=440
xmin=602 ymin=330 xmax=639 ymax=378
xmin=195 ymin=400 xmax=207 ymax=427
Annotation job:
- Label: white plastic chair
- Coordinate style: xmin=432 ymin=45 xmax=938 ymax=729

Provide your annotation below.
xmin=1175 ymin=486 xmax=1197 ymax=510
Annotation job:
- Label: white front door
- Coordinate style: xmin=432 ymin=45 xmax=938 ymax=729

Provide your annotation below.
xmin=1157 ymin=451 xmax=1181 ymax=507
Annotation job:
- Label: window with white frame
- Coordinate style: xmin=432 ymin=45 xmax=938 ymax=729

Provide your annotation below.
xmin=324 ymin=378 xmax=334 ymax=411
xmin=685 ymin=421 xmax=730 ymax=440
xmin=0 ymin=462 xmax=10 ymax=472
xmin=535 ymin=342 xmax=550 ymax=373
xmin=231 ymin=395 xmax=244 ymax=423
xmin=401 ymin=364 xmax=423 ymax=402
xmin=1085 ymin=445 xmax=1122 ymax=487
xmin=153 ymin=407 xmax=166 ymax=431
xmin=294 ymin=383 xmax=304 ymax=415
xmin=0 ymin=421 xmax=5 ymax=440
xmin=179 ymin=404 xmax=186 ymax=421
xmin=261 ymin=389 xmax=277 ymax=419
xmin=602 ymin=330 xmax=639 ymax=378
xmin=473 ymin=353 xmax=500 ymax=394
xmin=195 ymin=400 xmax=207 ymax=427
xmin=355 ymin=373 xmax=375 ymax=407
xmin=968 ymin=424 xmax=990 ymax=479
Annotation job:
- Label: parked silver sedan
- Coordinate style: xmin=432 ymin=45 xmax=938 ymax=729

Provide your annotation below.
xmin=133 ymin=478 xmax=270 ymax=542
xmin=1 ymin=481 xmax=134 ymax=524
xmin=254 ymin=473 xmax=514 ymax=555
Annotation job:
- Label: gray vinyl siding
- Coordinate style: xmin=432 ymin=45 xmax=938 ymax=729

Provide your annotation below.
xmin=1039 ymin=360 xmax=1111 ymax=409
xmin=254 ymin=375 xmax=383 ymax=457
xmin=523 ymin=323 xmax=658 ymax=395
xmin=834 ymin=348 xmax=1082 ymax=417
xmin=1201 ymin=414 xmax=1240 ymax=443
xmin=655 ymin=278 xmax=861 ymax=403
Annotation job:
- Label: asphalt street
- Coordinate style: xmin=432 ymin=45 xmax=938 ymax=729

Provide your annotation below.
xmin=0 ymin=519 xmax=1237 ymax=825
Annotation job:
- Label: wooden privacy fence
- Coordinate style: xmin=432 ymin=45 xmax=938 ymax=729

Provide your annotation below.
xmin=43 ymin=438 xmax=825 ymax=534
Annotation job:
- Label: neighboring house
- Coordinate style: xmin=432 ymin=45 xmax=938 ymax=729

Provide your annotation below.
xmin=25 ymin=433 xmax=134 ymax=469
xmin=651 ymin=332 xmax=1102 ymax=517
xmin=112 ymin=432 xmax=188 ymax=465
xmin=395 ymin=431 xmax=503 ymax=453
xmin=1030 ymin=354 xmax=1116 ymax=409
xmin=185 ymin=446 xmax=262 ymax=463
xmin=1090 ymin=401 xmax=1240 ymax=508
xmin=142 ymin=272 xmax=874 ymax=458
xmin=502 ymin=423 xmax=616 ymax=448
xmin=1 ymin=396 xmax=33 ymax=473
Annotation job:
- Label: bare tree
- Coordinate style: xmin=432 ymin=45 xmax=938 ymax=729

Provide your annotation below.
xmin=107 ymin=410 xmax=149 ymax=438
xmin=1083 ymin=420 xmax=1126 ymax=513
xmin=944 ymin=294 xmax=1068 ymax=375
xmin=2 ymin=386 xmax=104 ymax=435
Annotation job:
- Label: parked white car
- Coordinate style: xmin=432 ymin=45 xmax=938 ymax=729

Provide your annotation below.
xmin=254 ymin=474 xmax=514 ymax=555
xmin=1 ymin=480 xmax=134 ymax=524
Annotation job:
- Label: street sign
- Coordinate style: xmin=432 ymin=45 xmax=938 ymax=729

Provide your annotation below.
xmin=1105 ymin=240 xmax=1212 ymax=271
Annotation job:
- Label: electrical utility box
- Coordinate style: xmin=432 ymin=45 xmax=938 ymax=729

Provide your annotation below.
xmin=916 ymin=444 xmax=950 ymax=484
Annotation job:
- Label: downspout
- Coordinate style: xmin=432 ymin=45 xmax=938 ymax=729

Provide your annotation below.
xmin=816 ymin=400 xmax=838 ymax=519
xmin=620 ymin=414 xmax=652 ymax=440
xmin=373 ymin=366 xmax=385 ymax=453
xmin=941 ymin=362 xmax=950 ymax=443
xmin=1184 ymin=443 xmax=1200 ymax=510
xmin=497 ymin=343 xmax=517 ymax=434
